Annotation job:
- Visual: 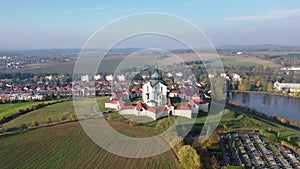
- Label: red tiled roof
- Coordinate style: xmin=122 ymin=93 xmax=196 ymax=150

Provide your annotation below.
xmin=170 ymin=90 xmax=180 ymax=93
xmin=194 ymin=99 xmax=208 ymax=104
xmin=175 ymin=106 xmax=191 ymax=110
xmin=187 ymin=99 xmax=196 ymax=106
xmin=136 ymin=102 xmax=147 ymax=110
xmin=167 ymin=102 xmax=172 ymax=107
xmin=120 ymin=106 xmax=135 ymax=110
xmin=106 ymin=100 xmax=117 ymax=104
xmin=146 ymin=107 xmax=168 ymax=113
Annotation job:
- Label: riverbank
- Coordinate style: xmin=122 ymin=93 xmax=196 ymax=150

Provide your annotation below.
xmin=228 ymin=90 xmax=300 ymax=99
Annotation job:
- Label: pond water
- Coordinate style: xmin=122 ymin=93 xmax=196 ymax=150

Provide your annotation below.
xmin=227 ymin=92 xmax=300 ymax=122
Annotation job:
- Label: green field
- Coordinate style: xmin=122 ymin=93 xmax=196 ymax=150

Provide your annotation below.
xmin=4 ymin=101 xmax=75 ymax=128
xmin=0 ymin=122 xmax=181 ymax=169
xmin=0 ymin=100 xmax=68 ymax=119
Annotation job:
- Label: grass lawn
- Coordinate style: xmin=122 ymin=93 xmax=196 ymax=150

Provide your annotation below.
xmin=0 ymin=122 xmax=182 ymax=169
xmin=4 ymin=101 xmax=76 ymax=128
xmin=0 ymin=99 xmax=68 ymax=119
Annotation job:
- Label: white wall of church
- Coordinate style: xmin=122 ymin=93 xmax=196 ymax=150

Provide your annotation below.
xmin=105 ymin=103 xmax=118 ymax=109
xmin=145 ymin=111 xmax=157 ymax=120
xmin=174 ymin=110 xmax=192 ymax=119
xmin=142 ymin=82 xmax=167 ymax=107
xmin=119 ymin=109 xmax=138 ymax=116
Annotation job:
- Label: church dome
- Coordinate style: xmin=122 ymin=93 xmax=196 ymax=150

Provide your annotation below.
xmin=150 ymin=68 xmax=166 ymax=87
xmin=151 ymin=71 xmax=162 ymax=80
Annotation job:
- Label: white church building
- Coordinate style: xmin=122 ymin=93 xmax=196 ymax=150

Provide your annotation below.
xmin=105 ymin=68 xmax=209 ymax=120
xmin=142 ymin=69 xmax=168 ymax=107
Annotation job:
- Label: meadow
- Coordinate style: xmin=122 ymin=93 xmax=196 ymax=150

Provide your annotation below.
xmin=0 ymin=99 xmax=68 ymax=119
xmin=0 ymin=122 xmax=181 ymax=169
xmin=4 ymin=101 xmax=75 ymax=129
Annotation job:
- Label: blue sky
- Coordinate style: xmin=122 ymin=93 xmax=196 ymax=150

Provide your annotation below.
xmin=1 ymin=0 xmax=300 ymax=49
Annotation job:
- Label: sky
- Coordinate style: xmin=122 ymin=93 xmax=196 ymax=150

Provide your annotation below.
xmin=1 ymin=0 xmax=300 ymax=50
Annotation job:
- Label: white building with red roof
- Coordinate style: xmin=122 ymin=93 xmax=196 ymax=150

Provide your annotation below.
xmin=104 ymin=68 xmax=209 ymax=120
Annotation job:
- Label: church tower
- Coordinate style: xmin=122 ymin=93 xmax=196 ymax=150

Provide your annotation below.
xmin=142 ymin=67 xmax=167 ymax=107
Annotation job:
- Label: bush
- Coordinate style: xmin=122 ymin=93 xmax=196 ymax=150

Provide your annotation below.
xmin=59 ymin=116 xmax=67 ymax=122
xmin=32 ymin=120 xmax=39 ymax=127
xmin=107 ymin=115 xmax=112 ymax=121
xmin=45 ymin=117 xmax=52 ymax=124
xmin=129 ymin=119 xmax=135 ymax=127
xmin=0 ymin=116 xmax=6 ymax=124
xmin=20 ymin=123 xmax=28 ymax=130
xmin=287 ymin=136 xmax=291 ymax=142
xmin=70 ymin=114 xmax=77 ymax=121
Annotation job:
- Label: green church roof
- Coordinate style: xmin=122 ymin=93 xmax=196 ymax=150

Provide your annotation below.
xmin=150 ymin=68 xmax=166 ymax=87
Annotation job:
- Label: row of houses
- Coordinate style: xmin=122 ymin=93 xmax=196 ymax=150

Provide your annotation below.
xmin=0 ymin=92 xmax=44 ymax=102
xmin=274 ymin=81 xmax=300 ymax=92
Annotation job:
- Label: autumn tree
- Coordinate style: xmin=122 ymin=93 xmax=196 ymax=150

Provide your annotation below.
xmin=294 ymin=90 xmax=299 ymax=97
xmin=129 ymin=119 xmax=135 ymax=127
xmin=32 ymin=120 xmax=39 ymax=127
xmin=59 ymin=116 xmax=67 ymax=122
xmin=45 ymin=117 xmax=52 ymax=124
xmin=267 ymin=82 xmax=273 ymax=93
xmin=287 ymin=136 xmax=291 ymax=142
xmin=107 ymin=115 xmax=112 ymax=121
xmin=20 ymin=123 xmax=28 ymax=130
xmin=277 ymin=131 xmax=281 ymax=137
xmin=70 ymin=114 xmax=77 ymax=121
xmin=178 ymin=145 xmax=201 ymax=169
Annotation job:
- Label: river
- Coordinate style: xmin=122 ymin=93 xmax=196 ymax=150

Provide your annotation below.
xmin=227 ymin=92 xmax=300 ymax=122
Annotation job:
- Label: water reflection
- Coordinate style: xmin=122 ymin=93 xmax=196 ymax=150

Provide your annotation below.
xmin=228 ymin=92 xmax=300 ymax=122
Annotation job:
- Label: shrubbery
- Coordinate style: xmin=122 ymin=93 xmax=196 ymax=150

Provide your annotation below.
xmin=20 ymin=123 xmax=28 ymax=130
xmin=59 ymin=116 xmax=67 ymax=122
xmin=45 ymin=117 xmax=52 ymax=124
xmin=32 ymin=120 xmax=39 ymax=127
xmin=129 ymin=119 xmax=135 ymax=127
xmin=70 ymin=114 xmax=77 ymax=121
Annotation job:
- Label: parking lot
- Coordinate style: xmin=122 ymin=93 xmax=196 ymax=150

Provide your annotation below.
xmin=220 ymin=132 xmax=300 ymax=168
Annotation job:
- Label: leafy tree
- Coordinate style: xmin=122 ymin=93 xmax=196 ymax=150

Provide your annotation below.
xmin=59 ymin=116 xmax=67 ymax=122
xmin=178 ymin=145 xmax=201 ymax=169
xmin=20 ymin=123 xmax=28 ymax=130
xmin=267 ymin=82 xmax=273 ymax=93
xmin=277 ymin=131 xmax=281 ymax=137
xmin=70 ymin=114 xmax=77 ymax=121
xmin=129 ymin=119 xmax=135 ymax=127
xmin=268 ymin=127 xmax=271 ymax=132
xmin=45 ymin=117 xmax=52 ymax=124
xmin=107 ymin=115 xmax=112 ymax=121
xmin=294 ymin=90 xmax=299 ymax=97
xmin=32 ymin=120 xmax=39 ymax=127
xmin=0 ymin=116 xmax=6 ymax=124
xmin=287 ymin=136 xmax=291 ymax=142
